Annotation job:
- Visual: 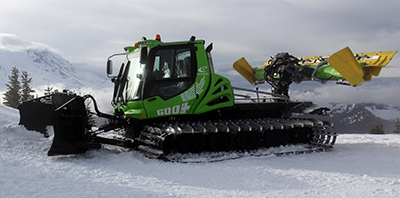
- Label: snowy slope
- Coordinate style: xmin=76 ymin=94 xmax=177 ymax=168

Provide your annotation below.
xmin=2 ymin=105 xmax=400 ymax=197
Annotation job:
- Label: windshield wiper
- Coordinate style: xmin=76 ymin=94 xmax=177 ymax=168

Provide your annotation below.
xmin=117 ymin=61 xmax=131 ymax=105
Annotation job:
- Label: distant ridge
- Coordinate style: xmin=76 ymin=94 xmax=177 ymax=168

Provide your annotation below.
xmin=0 ymin=48 xmax=110 ymax=92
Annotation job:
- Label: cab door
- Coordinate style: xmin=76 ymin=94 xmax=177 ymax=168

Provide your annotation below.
xmin=143 ymin=44 xmax=197 ymax=119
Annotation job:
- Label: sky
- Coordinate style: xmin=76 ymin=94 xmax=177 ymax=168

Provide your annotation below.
xmin=1 ymin=0 xmax=399 ymax=79
xmin=1 ymin=0 xmax=400 ymax=107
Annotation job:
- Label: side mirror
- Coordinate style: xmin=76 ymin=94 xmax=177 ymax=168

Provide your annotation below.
xmin=106 ymin=59 xmax=113 ymax=75
xmin=140 ymin=47 xmax=148 ymax=64
xmin=206 ymin=43 xmax=213 ymax=53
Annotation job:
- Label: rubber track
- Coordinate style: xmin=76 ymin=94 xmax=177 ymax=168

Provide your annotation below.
xmin=136 ymin=118 xmax=337 ymax=163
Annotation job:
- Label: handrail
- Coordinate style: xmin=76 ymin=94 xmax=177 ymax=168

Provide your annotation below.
xmin=232 ymin=86 xmax=289 ymax=103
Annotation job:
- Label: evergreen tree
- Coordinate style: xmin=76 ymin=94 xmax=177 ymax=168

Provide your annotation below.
xmin=393 ymin=118 xmax=400 ymax=134
xmin=369 ymin=119 xmax=385 ymax=134
xmin=44 ymin=87 xmax=53 ymax=95
xmin=3 ymin=67 xmax=21 ymax=108
xmin=21 ymin=70 xmax=35 ymax=102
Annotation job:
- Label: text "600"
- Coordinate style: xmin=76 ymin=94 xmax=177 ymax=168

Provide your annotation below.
xmin=156 ymin=102 xmax=190 ymax=116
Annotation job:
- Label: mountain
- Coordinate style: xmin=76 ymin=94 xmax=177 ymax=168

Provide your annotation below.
xmin=0 ymin=33 xmax=109 ymax=91
xmin=298 ymin=103 xmax=400 ymax=134
xmin=0 ymin=48 xmax=111 ymax=92
xmin=0 ymin=47 xmax=114 ymax=111
xmin=332 ymin=103 xmax=400 ymax=134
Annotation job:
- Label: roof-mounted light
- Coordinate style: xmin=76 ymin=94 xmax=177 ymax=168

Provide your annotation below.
xmin=155 ymin=34 xmax=161 ymax=41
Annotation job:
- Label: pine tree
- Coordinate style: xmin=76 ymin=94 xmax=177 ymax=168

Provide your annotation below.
xmin=369 ymin=119 xmax=385 ymax=134
xmin=21 ymin=70 xmax=35 ymax=102
xmin=3 ymin=67 xmax=21 ymax=108
xmin=44 ymin=87 xmax=53 ymax=95
xmin=393 ymin=118 xmax=400 ymax=134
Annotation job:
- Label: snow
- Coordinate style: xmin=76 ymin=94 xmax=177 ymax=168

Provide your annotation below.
xmin=2 ymin=105 xmax=400 ymax=197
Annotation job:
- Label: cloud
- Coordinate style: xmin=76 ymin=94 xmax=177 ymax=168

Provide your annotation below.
xmin=0 ymin=33 xmax=50 ymax=51
xmin=1 ymin=0 xmax=399 ymax=70
xmin=0 ymin=33 xmax=63 ymax=56
xmin=1 ymin=0 xmax=399 ymax=107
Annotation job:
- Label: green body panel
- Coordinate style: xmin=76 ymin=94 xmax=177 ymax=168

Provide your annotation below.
xmin=123 ymin=101 xmax=147 ymax=119
xmin=312 ymin=64 xmax=344 ymax=80
xmin=192 ymin=73 xmax=234 ymax=114
xmin=142 ymin=94 xmax=192 ymax=119
xmin=116 ymin=39 xmax=234 ymax=120
xmin=255 ymin=67 xmax=265 ymax=81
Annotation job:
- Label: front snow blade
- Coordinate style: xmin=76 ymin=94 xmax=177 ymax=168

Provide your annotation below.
xmin=48 ymin=93 xmax=100 ymax=156
xmin=18 ymin=97 xmax=54 ymax=135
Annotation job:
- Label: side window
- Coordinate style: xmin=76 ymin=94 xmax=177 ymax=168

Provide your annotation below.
xmin=175 ymin=49 xmax=192 ymax=78
xmin=152 ymin=48 xmax=192 ymax=80
xmin=146 ymin=47 xmax=195 ymax=100
xmin=152 ymin=49 xmax=173 ymax=80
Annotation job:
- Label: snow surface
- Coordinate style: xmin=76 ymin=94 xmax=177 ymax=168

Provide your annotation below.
xmin=2 ymin=105 xmax=400 ymax=197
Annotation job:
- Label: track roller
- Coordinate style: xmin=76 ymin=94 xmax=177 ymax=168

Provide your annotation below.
xmin=235 ymin=131 xmax=261 ymax=150
xmin=176 ymin=133 xmax=205 ymax=153
xmin=264 ymin=130 xmax=289 ymax=147
xmin=208 ymin=132 xmax=234 ymax=152
xmin=292 ymin=128 xmax=313 ymax=143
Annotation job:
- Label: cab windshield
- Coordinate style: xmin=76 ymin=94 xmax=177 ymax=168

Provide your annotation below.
xmin=121 ymin=51 xmax=144 ymax=102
